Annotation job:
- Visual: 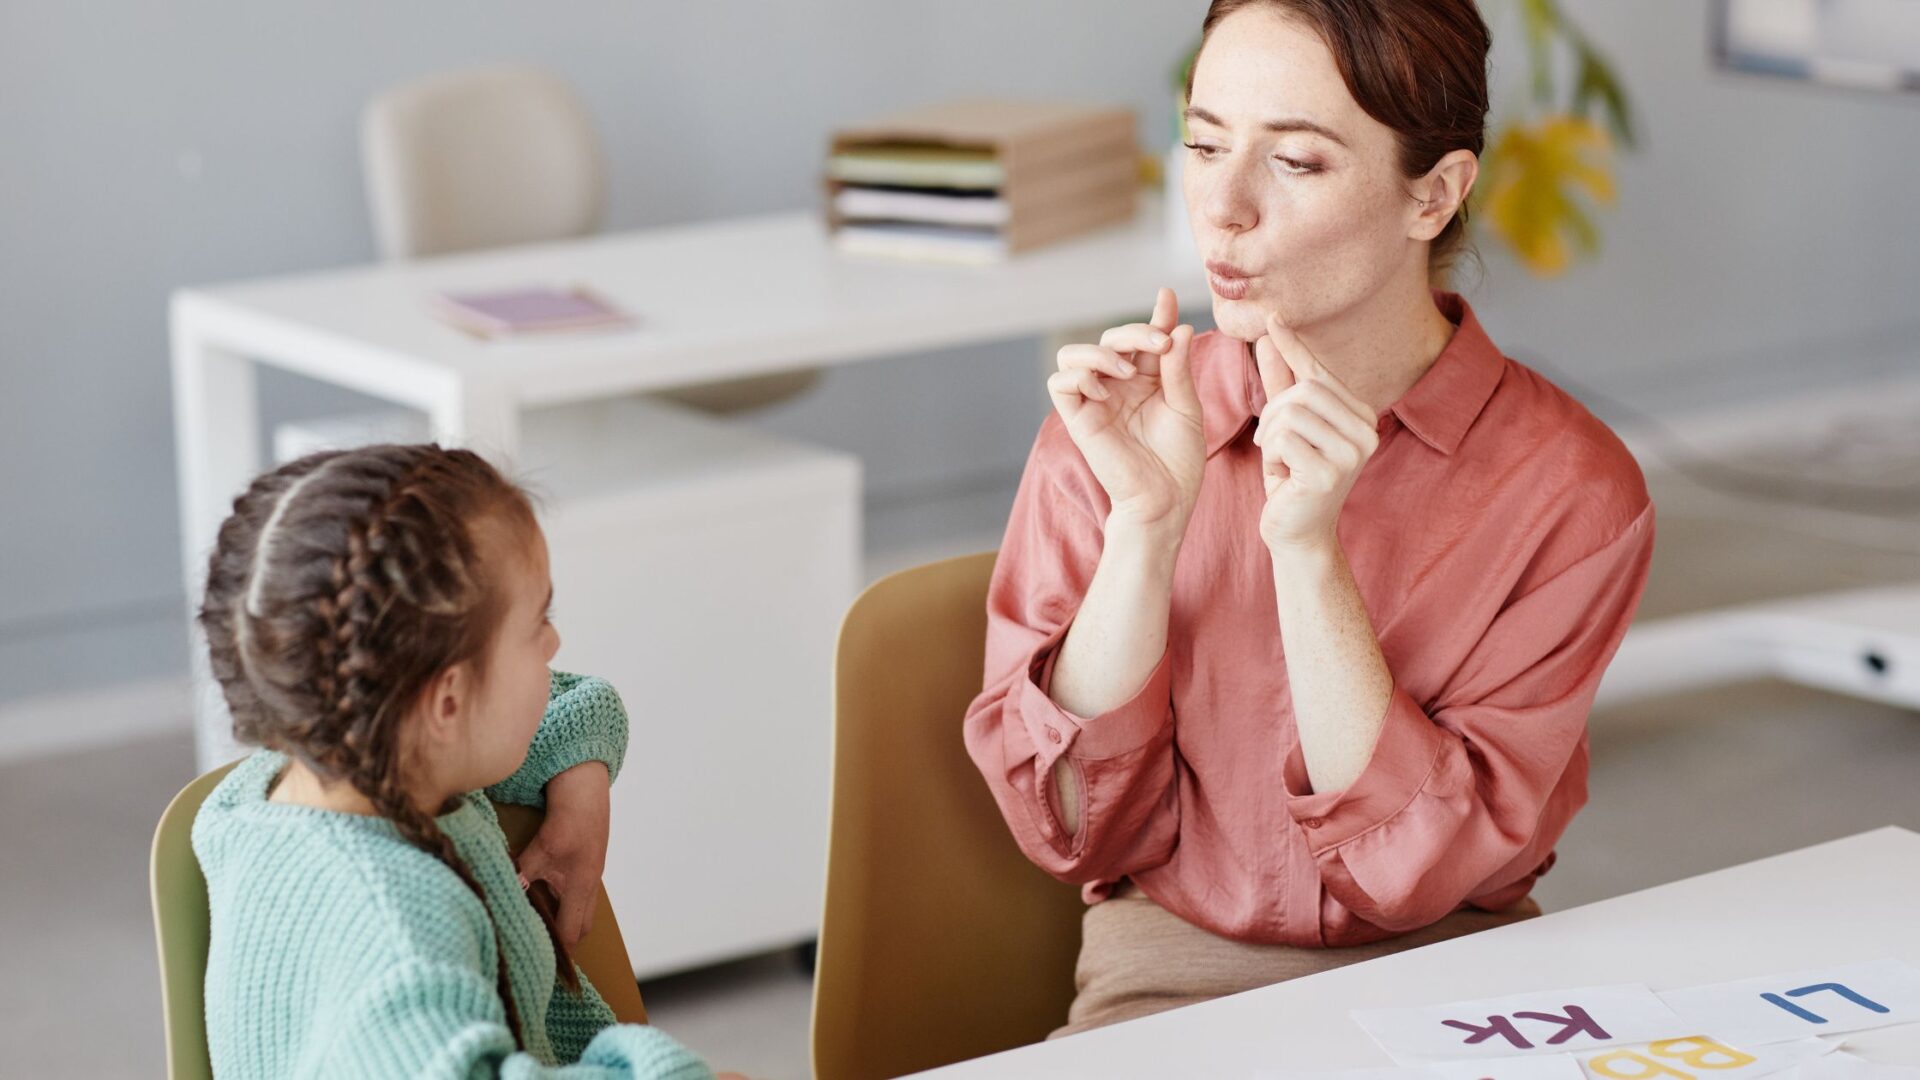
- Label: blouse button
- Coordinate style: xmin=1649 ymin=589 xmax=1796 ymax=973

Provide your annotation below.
xmin=1303 ymin=817 xmax=1325 ymax=829
xmin=1045 ymin=727 xmax=1062 ymax=744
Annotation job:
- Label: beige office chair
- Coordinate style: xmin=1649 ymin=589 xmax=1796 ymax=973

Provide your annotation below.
xmin=152 ymin=759 xmax=649 ymax=1080
xmin=359 ymin=64 xmax=816 ymax=413
xmin=812 ymin=552 xmax=1087 ymax=1080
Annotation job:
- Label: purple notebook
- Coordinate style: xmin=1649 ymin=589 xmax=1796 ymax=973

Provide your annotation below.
xmin=434 ymin=285 xmax=634 ymax=338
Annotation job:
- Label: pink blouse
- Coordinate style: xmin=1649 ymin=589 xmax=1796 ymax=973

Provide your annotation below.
xmin=963 ymin=291 xmax=1656 ymax=947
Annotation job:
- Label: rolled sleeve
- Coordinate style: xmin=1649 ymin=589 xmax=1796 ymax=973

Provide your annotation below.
xmin=963 ymin=418 xmax=1182 ymax=884
xmin=1281 ymin=680 xmax=1448 ymax=854
xmin=1286 ymin=502 xmax=1655 ymax=932
xmin=320 ymin=956 xmax=713 ymax=1079
xmin=486 ymin=671 xmax=629 ymax=809
xmin=1019 ymin=626 xmax=1176 ymax=767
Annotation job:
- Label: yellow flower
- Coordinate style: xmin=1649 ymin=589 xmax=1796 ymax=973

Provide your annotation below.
xmin=1477 ymin=114 xmax=1617 ymax=277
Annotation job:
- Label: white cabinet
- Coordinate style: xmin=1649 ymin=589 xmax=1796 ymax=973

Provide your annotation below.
xmin=275 ymin=398 xmax=861 ymax=976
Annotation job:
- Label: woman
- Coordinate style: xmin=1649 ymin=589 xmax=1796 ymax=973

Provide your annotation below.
xmin=963 ymin=0 xmax=1656 ymax=1037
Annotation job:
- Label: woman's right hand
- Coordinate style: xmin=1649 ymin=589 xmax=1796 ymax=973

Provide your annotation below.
xmin=1047 ymin=287 xmax=1206 ymax=542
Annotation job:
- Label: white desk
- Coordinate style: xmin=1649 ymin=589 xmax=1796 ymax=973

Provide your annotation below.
xmin=171 ymin=193 xmax=1205 ymax=767
xmin=1596 ymin=585 xmax=1920 ymax=712
xmin=914 ymin=827 xmax=1920 ymax=1078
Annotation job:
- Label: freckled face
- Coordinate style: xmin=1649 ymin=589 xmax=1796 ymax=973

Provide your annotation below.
xmin=1182 ymin=7 xmax=1425 ymax=340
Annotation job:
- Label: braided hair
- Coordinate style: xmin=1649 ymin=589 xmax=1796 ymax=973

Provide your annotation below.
xmin=198 ymin=443 xmax=578 ymax=1047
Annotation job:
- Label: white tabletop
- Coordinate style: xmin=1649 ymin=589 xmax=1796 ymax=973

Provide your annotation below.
xmin=172 ymin=191 xmax=1206 ymax=409
xmin=914 ymin=827 xmax=1920 ymax=1078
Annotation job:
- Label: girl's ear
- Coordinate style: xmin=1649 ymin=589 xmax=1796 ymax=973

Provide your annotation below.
xmin=417 ymin=662 xmax=473 ymax=750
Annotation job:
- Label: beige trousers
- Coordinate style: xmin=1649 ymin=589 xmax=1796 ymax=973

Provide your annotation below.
xmin=1052 ymin=881 xmax=1543 ymax=1039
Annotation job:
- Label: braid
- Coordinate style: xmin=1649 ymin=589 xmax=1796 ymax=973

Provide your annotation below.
xmin=200 ymin=451 xmax=345 ymax=748
xmin=358 ymin=762 xmax=530 ymax=1046
xmin=197 ymin=443 xmax=580 ymax=1049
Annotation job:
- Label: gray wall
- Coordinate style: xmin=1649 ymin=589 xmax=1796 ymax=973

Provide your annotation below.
xmin=0 ymin=0 xmax=1197 ymax=702
xmin=2 ymin=0 xmax=1915 ymax=707
xmin=1470 ymin=1 xmax=1920 ymax=411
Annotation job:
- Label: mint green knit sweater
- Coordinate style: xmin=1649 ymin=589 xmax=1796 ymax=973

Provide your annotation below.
xmin=193 ymin=671 xmax=714 ymax=1079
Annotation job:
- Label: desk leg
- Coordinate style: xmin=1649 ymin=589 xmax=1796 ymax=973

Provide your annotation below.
xmin=171 ymin=313 xmax=261 ymax=770
xmin=427 ymin=380 xmax=522 ymax=467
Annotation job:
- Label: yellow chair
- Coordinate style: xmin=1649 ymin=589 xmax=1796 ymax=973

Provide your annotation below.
xmin=812 ymin=553 xmax=1088 ymax=1080
xmin=151 ymin=760 xmax=649 ymax=1079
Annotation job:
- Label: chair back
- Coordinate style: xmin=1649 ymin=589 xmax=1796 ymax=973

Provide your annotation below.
xmin=812 ymin=552 xmax=1086 ymax=1080
xmin=362 ymin=65 xmax=605 ymax=260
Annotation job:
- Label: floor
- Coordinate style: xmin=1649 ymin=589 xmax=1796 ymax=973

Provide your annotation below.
xmin=4 ymin=467 xmax=1918 ymax=1078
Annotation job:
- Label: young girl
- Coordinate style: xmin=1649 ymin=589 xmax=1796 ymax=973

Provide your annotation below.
xmin=191 ymin=443 xmax=722 ymax=1078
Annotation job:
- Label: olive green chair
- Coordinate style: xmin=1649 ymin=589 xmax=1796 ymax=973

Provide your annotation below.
xmin=812 ymin=552 xmax=1088 ymax=1080
xmin=151 ymin=759 xmax=649 ymax=1079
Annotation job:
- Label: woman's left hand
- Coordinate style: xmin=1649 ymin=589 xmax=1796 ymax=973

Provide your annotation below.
xmin=1253 ymin=312 xmax=1382 ymax=555
xmin=516 ymin=762 xmax=611 ymax=950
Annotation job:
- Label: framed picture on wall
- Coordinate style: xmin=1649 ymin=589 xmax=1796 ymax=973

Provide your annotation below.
xmin=1715 ymin=0 xmax=1920 ymax=92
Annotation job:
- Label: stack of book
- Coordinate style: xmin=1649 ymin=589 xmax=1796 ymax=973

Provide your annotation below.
xmin=825 ymin=99 xmax=1139 ymax=265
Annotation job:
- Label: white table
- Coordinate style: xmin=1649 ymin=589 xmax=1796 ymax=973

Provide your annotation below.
xmin=914 ymin=826 xmax=1920 ymax=1078
xmin=171 ymin=192 xmax=1205 ymax=767
xmin=1597 ymin=585 xmax=1920 ymax=713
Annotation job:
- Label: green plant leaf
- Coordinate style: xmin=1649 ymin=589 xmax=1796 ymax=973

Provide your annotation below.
xmin=1173 ymin=38 xmax=1200 ymax=143
xmin=1571 ymin=40 xmax=1638 ymax=149
xmin=1477 ymin=114 xmax=1616 ymax=276
xmin=1173 ymin=39 xmax=1199 ymax=92
xmin=1520 ymin=0 xmax=1561 ymax=105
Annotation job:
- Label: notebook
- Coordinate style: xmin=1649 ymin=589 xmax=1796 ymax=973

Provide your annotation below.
xmin=832 ymin=186 xmax=1012 ymax=227
xmin=433 ymin=286 xmax=634 ymax=339
xmin=833 ymin=222 xmax=1009 ymax=265
xmin=825 ymin=146 xmax=1007 ymax=190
